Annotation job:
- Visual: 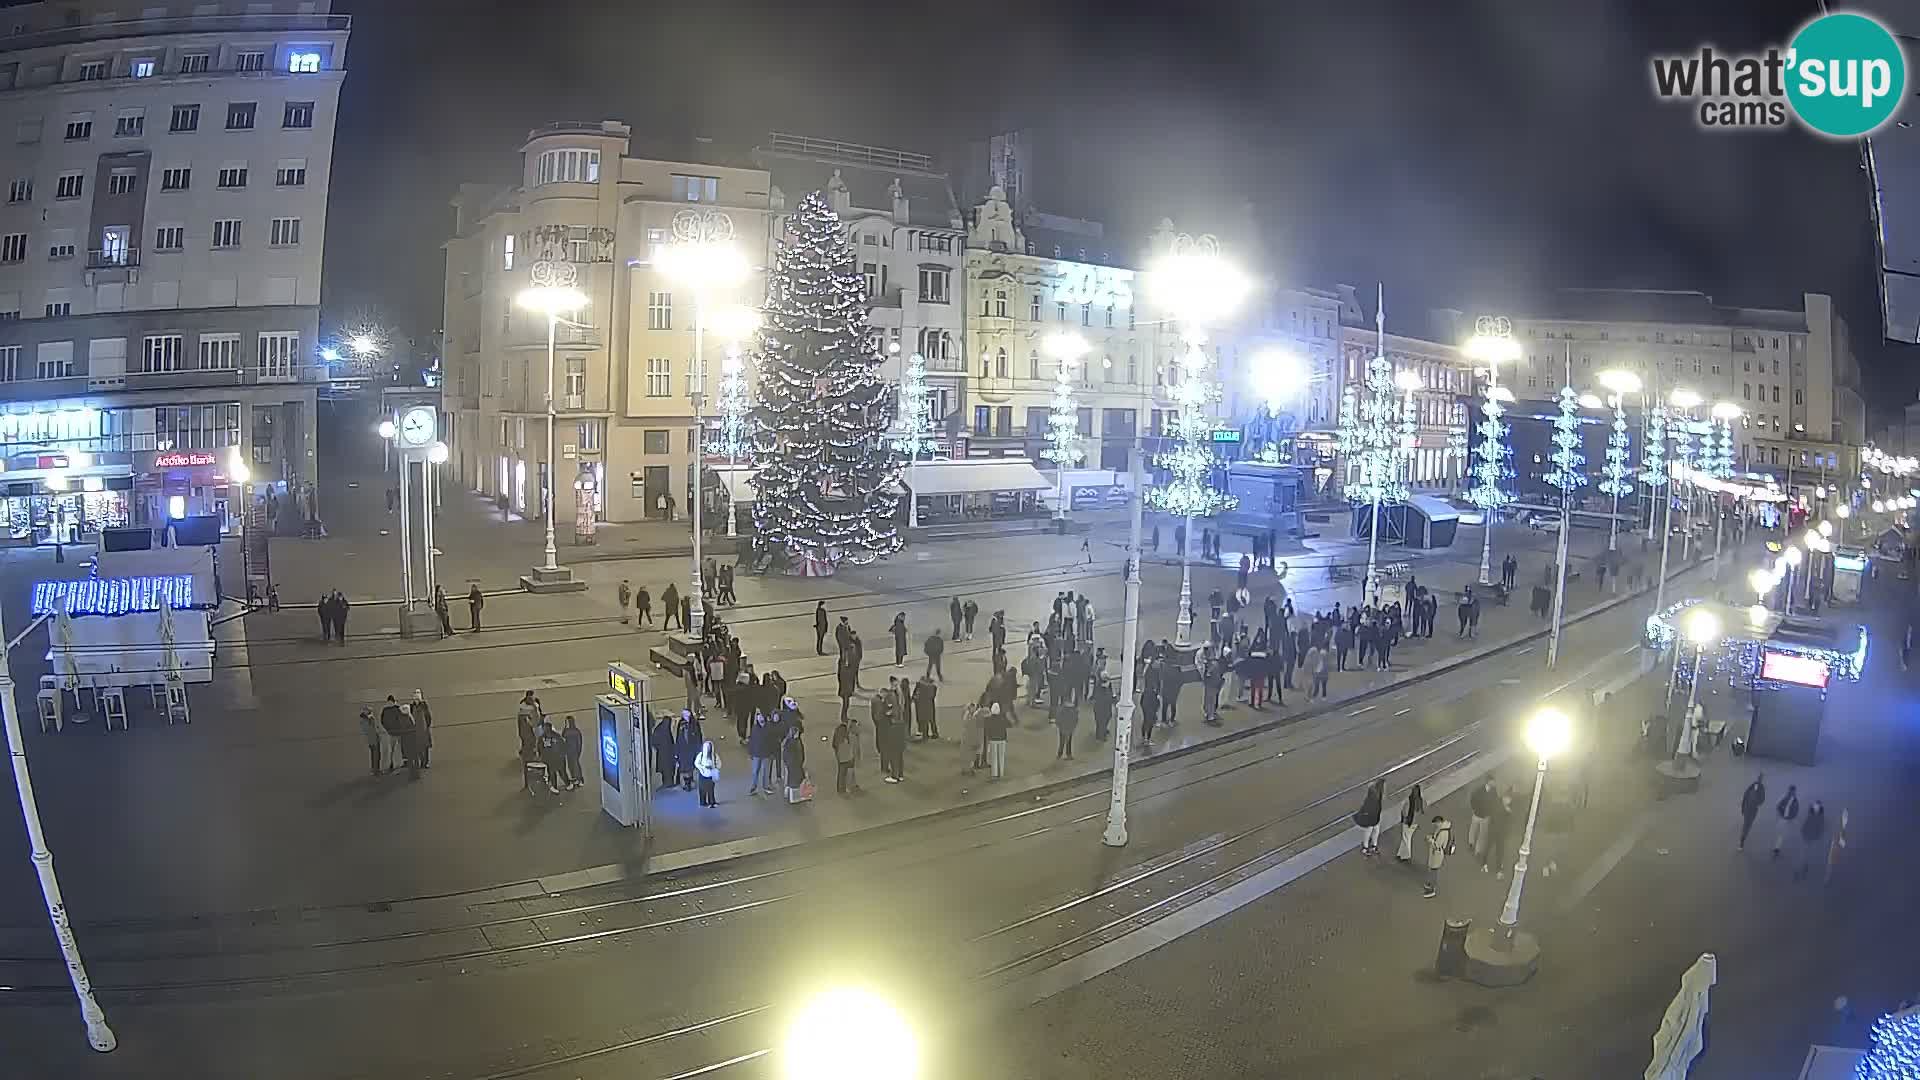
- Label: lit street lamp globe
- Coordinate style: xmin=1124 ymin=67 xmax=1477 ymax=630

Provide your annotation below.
xmin=1670 ymin=388 xmax=1704 ymax=410
xmin=782 ymin=987 xmax=918 ymax=1080
xmin=1597 ymin=368 xmax=1642 ymax=395
xmin=1393 ymin=369 xmax=1424 ymax=393
xmin=428 ymin=441 xmax=450 ymax=465
xmin=1250 ymin=347 xmax=1310 ymax=411
xmin=1682 ymin=607 xmax=1721 ymax=646
xmin=1837 ymin=504 xmax=1852 ymax=519
xmin=1748 ymin=568 xmax=1774 ymax=595
xmin=1784 ymin=545 xmax=1804 ymax=567
xmin=377 ymin=419 xmax=396 ymax=440
xmin=1525 ymin=707 xmax=1573 ymax=760
xmin=1748 ymin=603 xmax=1770 ymax=627
xmin=1818 ymin=520 xmax=1834 ymax=537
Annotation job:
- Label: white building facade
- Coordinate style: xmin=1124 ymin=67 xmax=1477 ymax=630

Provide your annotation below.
xmin=0 ymin=0 xmax=346 ymax=542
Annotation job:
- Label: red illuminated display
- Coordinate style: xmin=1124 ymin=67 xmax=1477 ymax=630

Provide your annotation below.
xmin=1760 ymin=651 xmax=1831 ymax=689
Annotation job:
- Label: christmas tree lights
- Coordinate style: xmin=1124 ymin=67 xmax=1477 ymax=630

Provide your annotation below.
xmin=1859 ymin=1005 xmax=1920 ymax=1080
xmin=1545 ymin=384 xmax=1589 ymax=502
xmin=747 ymin=192 xmax=902 ymax=575
xmin=1599 ymin=391 xmax=1633 ymax=548
xmin=890 ymin=349 xmax=935 ymax=460
xmin=1470 ymin=384 xmax=1512 ymax=513
xmin=1042 ymin=353 xmax=1085 ymax=472
xmin=1144 ymin=335 xmax=1236 ymax=644
xmin=718 ymin=346 xmax=752 ymax=462
xmin=1642 ymin=402 xmax=1669 ymax=538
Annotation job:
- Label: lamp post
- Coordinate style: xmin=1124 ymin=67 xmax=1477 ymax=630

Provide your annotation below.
xmin=1043 ymin=331 xmax=1091 ymax=524
xmin=1653 ymin=387 xmax=1701 ymax=616
xmin=1463 ymin=318 xmax=1519 ymax=586
xmin=1103 ymin=434 xmax=1147 ymax=848
xmin=706 ymin=303 xmax=759 ymax=541
xmin=515 ymin=281 xmax=590 ymax=574
xmin=657 ymin=211 xmax=749 ymax=641
xmin=1656 ymin=607 xmax=1718 ymax=793
xmin=1708 ymin=402 xmax=1741 ymax=573
xmin=1541 ymin=352 xmax=1590 ymax=670
xmin=1597 ymin=368 xmax=1642 ymax=553
xmin=0 ymin=603 xmax=116 ymax=1051
xmin=375 ymin=418 xmax=412 ymax=606
xmin=426 ymin=440 xmax=448 ymax=597
xmin=1498 ymin=705 xmax=1572 ymax=937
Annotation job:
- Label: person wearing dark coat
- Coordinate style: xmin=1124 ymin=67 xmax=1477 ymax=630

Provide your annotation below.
xmin=1738 ymin=773 xmax=1767 ymax=850
xmin=560 ymin=715 xmax=585 ymax=789
xmin=924 ymin=630 xmax=946 ymax=682
xmin=662 ymin=583 xmax=682 ymax=630
xmin=814 ymin=602 xmax=830 ymax=655
xmin=318 ymin=594 xmax=334 ymax=643
xmin=912 ymin=675 xmax=938 ymax=739
xmin=1092 ymin=676 xmax=1115 ymax=741
xmin=1354 ymin=778 xmax=1386 ymax=855
xmin=332 ymin=590 xmax=351 ymax=643
xmin=649 ymin=715 xmax=678 ymax=788
xmin=746 ymin=712 xmax=775 ymax=796
xmin=781 ymin=725 xmax=808 ymax=801
xmin=890 ymin=613 xmax=909 ymax=666
xmin=837 ymin=658 xmax=858 ymax=721
xmin=380 ymin=696 xmax=417 ymax=779
xmin=989 ymin=610 xmax=1007 ymax=656
xmin=962 ymin=598 xmax=979 ymax=640
xmin=409 ymin=691 xmax=434 ymax=770
xmin=1139 ymin=662 xmax=1163 ymax=744
xmin=675 ymin=712 xmax=703 ymax=792
xmin=949 ymin=596 xmax=964 ymax=639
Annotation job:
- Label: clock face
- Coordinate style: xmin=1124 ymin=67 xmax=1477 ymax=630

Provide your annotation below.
xmin=399 ymin=407 xmax=436 ymax=447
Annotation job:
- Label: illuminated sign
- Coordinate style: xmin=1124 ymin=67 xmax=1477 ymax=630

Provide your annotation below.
xmin=153 ymin=451 xmax=218 ymax=469
xmin=33 ymin=575 xmax=194 ymax=616
xmin=1210 ymin=429 xmax=1243 ymax=444
xmin=608 ymin=662 xmax=645 ymax=702
xmin=599 ymin=706 xmax=620 ymax=790
xmin=1833 ymin=553 xmax=1868 ymax=573
xmin=1760 ymin=650 xmax=1831 ymax=689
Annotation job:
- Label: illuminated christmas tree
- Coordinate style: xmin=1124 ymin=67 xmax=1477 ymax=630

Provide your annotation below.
xmin=1544 ymin=384 xmax=1589 ymax=503
xmin=748 ymin=192 xmax=901 ymax=574
xmin=891 ymin=349 xmax=935 ymax=460
xmin=1858 ymin=1005 xmax=1920 ymax=1080
xmin=1042 ymin=355 xmax=1085 ymax=471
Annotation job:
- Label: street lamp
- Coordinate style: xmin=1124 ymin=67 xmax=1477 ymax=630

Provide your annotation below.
xmin=1043 ymin=331 xmax=1092 ymax=524
xmin=516 ymin=284 xmax=590 ymax=574
xmin=1708 ymin=402 xmax=1742 ymax=569
xmin=1250 ymin=347 xmax=1310 ymax=416
xmin=1652 ymin=386 xmax=1700 ymax=618
xmin=1498 ymin=706 xmax=1572 ymax=938
xmin=1464 ymin=319 xmax=1520 ymax=585
xmin=1597 ymin=368 xmax=1642 ymax=553
xmin=657 ymin=216 xmax=749 ymax=641
xmin=706 ymin=303 xmax=760 ymax=541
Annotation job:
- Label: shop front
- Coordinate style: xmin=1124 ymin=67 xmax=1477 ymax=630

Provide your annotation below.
xmin=130 ymin=450 xmax=245 ymax=535
xmin=1 ymin=452 xmax=134 ymax=545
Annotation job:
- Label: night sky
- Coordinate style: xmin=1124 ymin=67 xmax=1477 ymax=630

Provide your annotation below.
xmin=322 ymin=0 xmax=1916 ymax=415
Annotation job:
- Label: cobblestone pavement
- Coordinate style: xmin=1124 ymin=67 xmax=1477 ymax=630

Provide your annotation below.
xmin=0 ymin=557 xmax=1699 ymax=1080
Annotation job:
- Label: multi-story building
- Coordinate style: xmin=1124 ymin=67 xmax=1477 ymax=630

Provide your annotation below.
xmin=1496 ymin=291 xmax=1867 ymax=484
xmin=0 ymin=0 xmax=347 ymax=542
xmin=1212 ymin=284 xmax=1344 ymax=478
xmin=1330 ymin=292 xmax=1475 ymax=494
xmin=443 ymin=121 xmax=773 ymax=528
xmin=752 ymin=133 xmax=967 ymax=440
xmin=963 ymin=186 xmax=1156 ymax=470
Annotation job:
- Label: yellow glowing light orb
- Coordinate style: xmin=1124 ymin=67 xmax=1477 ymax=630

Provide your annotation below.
xmin=783 ymin=988 xmax=919 ymax=1080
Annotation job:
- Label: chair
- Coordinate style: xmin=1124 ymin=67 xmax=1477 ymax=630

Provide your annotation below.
xmin=165 ymin=684 xmax=191 ymax=726
xmin=100 ymin=686 xmax=128 ymax=732
xmin=36 ymin=689 xmax=61 ymax=734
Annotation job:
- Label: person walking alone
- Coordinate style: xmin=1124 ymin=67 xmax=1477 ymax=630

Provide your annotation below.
xmin=662 ymin=583 xmax=682 ymax=631
xmin=618 ymin=579 xmax=632 ymax=624
xmin=634 ymin=585 xmax=652 ymax=629
xmin=1354 ymin=779 xmax=1385 ymax=856
xmin=1423 ymin=814 xmax=1454 ymax=898
xmin=924 ymin=629 xmax=946 ymax=682
xmin=1771 ymin=784 xmax=1800 ymax=858
xmin=890 ymin=613 xmax=909 ymax=667
xmin=1395 ymin=783 xmax=1426 ymax=863
xmin=814 ymin=601 xmax=830 ymax=656
xmin=1738 ymin=773 xmax=1767 ymax=850
xmin=467 ymin=584 xmax=484 ymax=632
xmin=1468 ymin=780 xmax=1496 ymax=863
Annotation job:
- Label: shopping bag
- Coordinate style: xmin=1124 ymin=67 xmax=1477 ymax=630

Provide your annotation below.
xmin=796 ymin=779 xmax=816 ymax=802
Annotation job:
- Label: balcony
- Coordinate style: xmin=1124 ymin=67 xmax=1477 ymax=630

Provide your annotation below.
xmin=924 ymin=354 xmax=967 ymax=374
xmin=87 ymin=248 xmax=139 ymax=270
xmin=506 ymin=323 xmax=603 ymax=351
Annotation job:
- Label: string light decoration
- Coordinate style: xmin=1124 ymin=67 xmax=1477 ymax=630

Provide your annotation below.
xmin=1644 ymin=597 xmax=1868 ymax=682
xmin=1599 ymin=394 xmax=1633 ymax=508
xmin=1545 ymin=384 xmax=1589 ymax=503
xmin=1470 ymin=378 xmax=1512 ymax=515
xmin=747 ymin=191 xmax=902 ymax=575
xmin=1446 ymin=421 xmax=1469 ymax=485
xmin=1145 ymin=336 xmax=1237 ymax=520
xmin=1043 ymin=353 xmax=1085 ymax=472
xmin=890 ymin=349 xmax=935 ymax=460
xmin=717 ymin=346 xmax=752 ymax=463
xmin=1642 ymin=402 xmax=1669 ymax=527
xmin=1336 ymin=383 xmax=1361 ymax=497
xmin=1348 ymin=354 xmax=1410 ymax=508
xmin=1713 ymin=415 xmax=1736 ymax=481
xmin=33 ymin=576 xmax=195 ymax=616
xmin=1859 ymin=1006 xmax=1920 ymax=1080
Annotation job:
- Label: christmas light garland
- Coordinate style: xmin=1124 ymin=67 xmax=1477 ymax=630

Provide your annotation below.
xmin=1043 ymin=356 xmax=1085 ymax=471
xmin=1859 ymin=1006 xmax=1920 ymax=1080
xmin=891 ymin=349 xmax=935 ymax=460
xmin=1144 ymin=337 xmax=1236 ymax=519
xmin=1545 ymin=383 xmax=1589 ymax=504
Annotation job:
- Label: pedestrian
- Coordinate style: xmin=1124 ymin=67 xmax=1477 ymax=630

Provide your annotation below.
xmin=949 ymin=596 xmax=964 ymax=640
xmin=1354 ymin=778 xmax=1385 ymax=855
xmin=1092 ymin=675 xmax=1114 ymax=742
xmin=814 ymin=601 xmax=830 ymax=655
xmin=467 ymin=583 xmax=484 ymax=632
xmin=618 ymin=579 xmax=632 ymax=624
xmin=962 ymin=598 xmax=979 ymax=640
xmin=694 ymin=740 xmax=721 ymax=806
xmin=1771 ymin=784 xmax=1800 ymax=858
xmin=1795 ymin=800 xmax=1827 ymax=881
xmin=832 ymin=718 xmax=856 ymax=793
xmin=1468 ymin=594 xmax=1482 ymax=637
xmin=318 ymin=594 xmax=334 ymax=643
xmin=378 ymin=695 xmax=408 ymax=775
xmin=1056 ymin=695 xmax=1080 ymax=759
xmin=989 ymin=610 xmax=1007 ymax=658
xmin=891 ymin=613 xmax=909 ymax=667
xmin=516 ymin=691 xmax=542 ymax=765
xmin=333 ymin=590 xmax=351 ymax=643
xmin=1140 ymin=664 xmax=1162 ymax=744
xmin=1308 ymin=643 xmax=1329 ymax=699
xmin=357 ymin=707 xmax=381 ymax=776
xmin=1596 ymin=561 xmax=1609 ymax=593
xmin=559 ymin=715 xmax=584 ymax=789
xmin=1423 ymin=814 xmax=1454 ymax=898
xmin=650 ymin=712 xmax=677 ymax=788
xmin=1486 ymin=786 xmax=1515 ymax=877
xmin=410 ymin=689 xmax=434 ymax=770
xmin=1395 ymin=783 xmax=1425 ymax=862
xmin=1456 ymin=592 xmax=1472 ymax=637
xmin=1738 ymin=773 xmax=1767 ymax=850
xmin=433 ymin=586 xmax=453 ymax=636
xmin=781 ymin=723 xmax=809 ymax=803
xmin=1468 ymin=779 xmax=1496 ymax=861
xmin=717 ymin=563 xmax=737 ymax=605
xmin=663 ymin=583 xmax=682 ymax=630
xmin=1334 ymin=620 xmax=1353 ymax=671
xmin=1826 ymin=809 xmax=1849 ymax=885
xmin=747 ymin=711 xmax=774 ymax=796
xmin=984 ymin=703 xmax=1010 ymax=779
xmin=924 ymin=628 xmax=946 ymax=682
xmin=1202 ymin=651 xmax=1225 ymax=727
xmin=1080 ymin=536 xmax=1093 ymax=564
xmin=1376 ymin=625 xmax=1394 ymax=671
xmin=534 ymin=719 xmax=565 ymax=793
xmin=676 ymin=710 xmax=703 ymax=792
xmin=913 ymin=674 xmax=938 ymax=739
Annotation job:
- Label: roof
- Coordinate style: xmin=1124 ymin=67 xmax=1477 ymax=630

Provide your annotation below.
xmin=1019 ymin=224 xmax=1130 ymax=269
xmin=1517 ymin=289 xmax=1809 ymax=332
xmin=1407 ymin=494 xmax=1460 ymax=522
xmin=754 ymin=146 xmax=961 ymax=230
xmin=909 ymin=458 xmax=1052 ymax=496
xmin=1861 ymin=0 xmax=1920 ymax=341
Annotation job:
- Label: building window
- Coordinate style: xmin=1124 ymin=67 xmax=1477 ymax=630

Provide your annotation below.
xmin=170 ymin=104 xmax=199 ymax=132
xmin=181 ymin=53 xmax=210 ymax=74
xmin=153 ymin=225 xmax=184 ymax=252
xmin=212 ymin=219 xmax=242 ymax=249
xmin=1772 ymin=386 xmax=1780 ymax=403
xmin=282 ymin=101 xmax=314 ymax=129
xmin=131 ymin=58 xmax=156 ymax=79
xmin=107 ymin=170 xmax=136 ymax=196
xmin=1794 ymin=389 xmax=1803 ymax=405
xmin=226 ymin=102 xmax=256 ymax=130
xmin=534 ymin=148 xmax=599 ymax=185
xmin=115 ymin=110 xmax=144 ymax=137
xmin=64 ymin=115 xmax=92 ymax=140
xmin=44 ymin=300 xmax=72 ymax=318
xmin=275 ymin=159 xmax=306 ymax=186
xmin=642 ymin=429 xmax=670 ymax=455
xmin=199 ymin=334 xmax=238 ymax=371
xmin=861 ymin=262 xmax=879 ymax=297
xmin=1743 ymin=384 xmax=1751 ymax=400
xmin=38 ymin=345 xmax=73 ymax=376
xmin=55 ymin=173 xmax=83 ymax=199
xmin=564 ymin=356 xmax=585 ymax=399
xmin=7 ymin=179 xmax=29 ymax=203
xmin=269 ymin=217 xmax=301 ymax=246
xmin=287 ymin=50 xmax=322 ymax=74
xmin=1029 ymin=294 xmax=1040 ymax=321
xmin=918 ymin=268 xmax=950 ymax=304
xmin=236 ymin=51 xmax=267 ymax=73
xmin=994 ymin=290 xmax=1008 ymax=317
xmin=142 ymin=334 xmax=184 ymax=373
xmin=995 ymin=348 xmax=1008 ymax=378
xmin=1056 ymin=301 xmax=1067 ymax=322
xmin=577 ymin=419 xmax=604 ymax=451
xmin=1081 ymin=303 xmax=1091 ymax=326
xmin=647 ymin=291 xmax=672 ymax=330
xmin=502 ymin=233 xmax=514 ymax=271
xmin=257 ymin=332 xmax=298 ymax=380
xmin=671 ymin=174 xmax=718 ymax=202
xmin=78 ymin=60 xmax=108 ymax=81
xmin=646 ymin=357 xmax=671 ymax=397
xmin=0 ymin=346 xmax=16 ymax=381
xmin=1028 ymin=351 xmax=1039 ymax=379
xmin=42 ymin=239 xmax=70 ymax=260
xmin=0 ymin=233 xmax=25 ymax=263
xmin=161 ymin=166 xmax=190 ymax=191
xmin=1105 ymin=305 xmax=1115 ymax=327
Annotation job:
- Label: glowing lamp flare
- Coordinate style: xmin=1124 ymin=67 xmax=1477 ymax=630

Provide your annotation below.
xmin=782 ymin=988 xmax=919 ymax=1080
xmin=1682 ymin=608 xmax=1721 ymax=646
xmin=1524 ymin=707 xmax=1573 ymax=760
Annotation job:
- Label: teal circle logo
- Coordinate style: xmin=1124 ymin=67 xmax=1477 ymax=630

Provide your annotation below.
xmin=1786 ymin=13 xmax=1907 ymax=137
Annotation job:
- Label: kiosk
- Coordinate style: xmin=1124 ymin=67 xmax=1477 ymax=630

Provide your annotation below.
xmin=1831 ymin=546 xmax=1868 ymax=604
xmin=597 ymin=662 xmax=652 ymax=831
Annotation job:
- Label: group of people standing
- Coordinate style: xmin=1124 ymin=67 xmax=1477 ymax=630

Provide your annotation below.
xmin=357 ymin=691 xmax=433 ymax=780
xmin=513 ymin=691 xmax=586 ymax=795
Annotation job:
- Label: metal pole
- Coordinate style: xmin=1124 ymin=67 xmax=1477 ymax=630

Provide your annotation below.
xmin=542 ymin=312 xmax=558 ymax=572
xmin=1681 ymin=642 xmax=1706 ymax=736
xmin=0 ymin=607 xmax=116 ymax=1051
xmin=688 ymin=302 xmax=706 ymax=641
xmin=1546 ymin=504 xmax=1570 ymax=668
xmin=1653 ymin=468 xmax=1675 ymax=615
xmin=1103 ymin=437 xmax=1146 ymax=847
xmin=421 ymin=458 xmax=436 ymax=602
xmin=1665 ymin=631 xmax=1685 ymax=708
xmin=1175 ymin=513 xmax=1194 ymax=646
xmin=1497 ymin=753 xmax=1549 ymax=934
xmin=398 ymin=453 xmax=414 ymax=607
xmin=1054 ymin=459 xmax=1067 ymax=524
xmin=1607 ymin=392 xmax=1623 ymax=552
xmin=1365 ymin=493 xmax=1381 ymax=602
xmin=1478 ymin=365 xmax=1500 ymax=586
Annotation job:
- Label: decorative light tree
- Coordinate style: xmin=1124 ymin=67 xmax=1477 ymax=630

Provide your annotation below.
xmin=1145 ymin=332 xmax=1237 ymax=644
xmin=1543 ymin=369 xmax=1589 ymax=668
xmin=717 ymin=345 xmax=752 ymax=538
xmin=1642 ymin=400 xmax=1669 ymax=540
xmin=1859 ymin=1004 xmax=1920 ymax=1080
xmin=1042 ymin=332 xmax=1090 ymax=522
xmin=891 ymin=346 xmax=936 ymax=528
xmin=1336 ymin=383 xmax=1361 ymax=499
xmin=1446 ymin=419 xmax=1470 ymax=491
xmin=1597 ymin=369 xmax=1639 ymax=553
xmin=748 ymin=191 xmax=902 ymax=575
xmin=1464 ymin=317 xmax=1518 ymax=586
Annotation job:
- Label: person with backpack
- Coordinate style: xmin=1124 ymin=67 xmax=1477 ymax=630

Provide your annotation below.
xmin=1423 ymin=814 xmax=1455 ymax=898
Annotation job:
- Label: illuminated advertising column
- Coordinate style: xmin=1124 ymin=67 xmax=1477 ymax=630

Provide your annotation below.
xmin=600 ymin=662 xmax=652 ymax=830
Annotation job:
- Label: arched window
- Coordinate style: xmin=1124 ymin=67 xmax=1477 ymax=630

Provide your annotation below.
xmin=1028 ymin=351 xmax=1039 ymax=379
xmin=995 ymin=348 xmax=1008 ymax=378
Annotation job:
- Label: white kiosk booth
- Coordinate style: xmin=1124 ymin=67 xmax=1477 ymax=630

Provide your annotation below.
xmin=598 ymin=662 xmax=653 ymax=831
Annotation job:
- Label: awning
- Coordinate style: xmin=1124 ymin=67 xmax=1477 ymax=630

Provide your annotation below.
xmin=1407 ymin=494 xmax=1460 ymax=522
xmin=908 ymin=458 xmax=1051 ymax=496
